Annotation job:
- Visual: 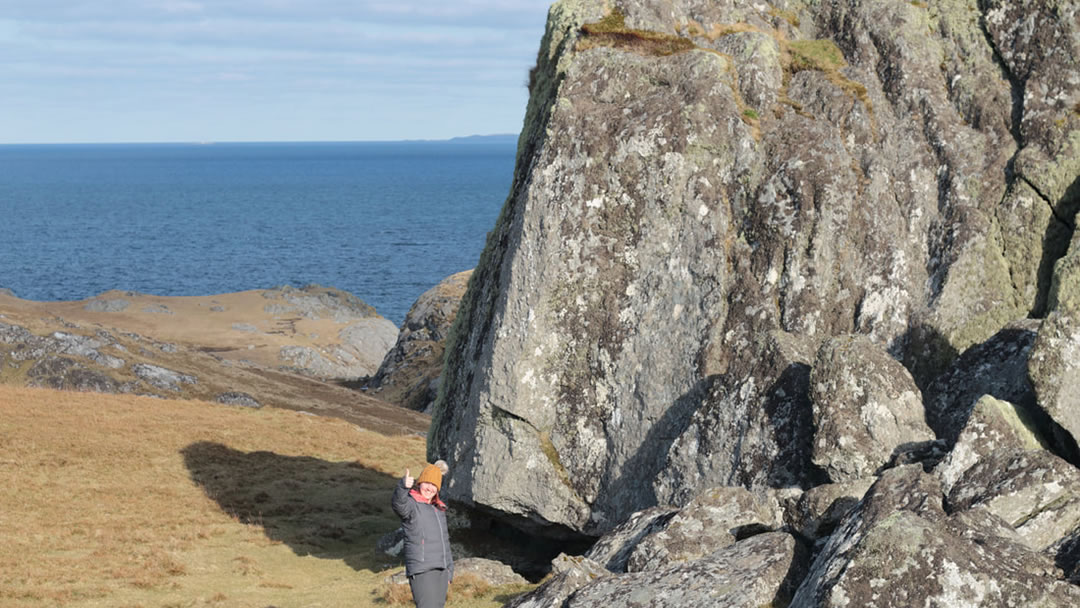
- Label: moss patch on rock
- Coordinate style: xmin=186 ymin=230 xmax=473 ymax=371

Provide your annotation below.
xmin=579 ymin=9 xmax=696 ymax=57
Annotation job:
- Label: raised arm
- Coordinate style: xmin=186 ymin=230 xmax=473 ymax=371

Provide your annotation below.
xmin=391 ymin=468 xmax=415 ymax=520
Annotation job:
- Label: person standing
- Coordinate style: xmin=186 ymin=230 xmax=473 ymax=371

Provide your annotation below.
xmin=392 ymin=460 xmax=453 ymax=608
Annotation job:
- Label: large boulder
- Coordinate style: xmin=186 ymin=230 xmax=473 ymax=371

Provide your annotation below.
xmin=428 ymin=0 xmax=1080 ymax=539
xmin=370 ymin=270 xmax=472 ymax=411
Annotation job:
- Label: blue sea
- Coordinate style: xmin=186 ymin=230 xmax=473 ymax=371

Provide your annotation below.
xmin=0 ymin=140 xmax=518 ymax=326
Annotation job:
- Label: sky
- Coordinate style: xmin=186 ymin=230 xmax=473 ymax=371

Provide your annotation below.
xmin=0 ymin=1 xmax=552 ymax=144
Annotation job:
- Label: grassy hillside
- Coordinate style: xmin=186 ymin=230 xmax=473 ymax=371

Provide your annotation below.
xmin=0 ymin=385 xmax=530 ymax=608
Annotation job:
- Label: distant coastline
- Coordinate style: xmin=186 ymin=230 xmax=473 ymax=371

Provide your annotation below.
xmin=0 ymin=139 xmax=516 ymax=326
xmin=445 ymin=134 xmax=519 ymax=144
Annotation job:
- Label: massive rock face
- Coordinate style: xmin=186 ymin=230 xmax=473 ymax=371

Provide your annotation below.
xmin=429 ymin=0 xmax=1080 ymax=544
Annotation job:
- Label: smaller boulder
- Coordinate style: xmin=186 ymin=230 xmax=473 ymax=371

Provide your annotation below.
xmin=1028 ymin=310 xmax=1080 ymax=460
xmin=1046 ymin=216 xmax=1080 ymax=315
xmin=376 ymin=527 xmax=406 ymax=558
xmin=83 ymin=298 xmax=130 ymax=312
xmin=810 ymin=335 xmax=933 ymax=482
xmin=788 ymin=477 xmax=875 ymax=542
xmin=946 ymin=446 xmax=1080 ymax=552
xmin=626 ymin=486 xmax=778 ymax=572
xmin=584 ymin=506 xmax=678 ymax=573
xmin=934 ymin=395 xmax=1048 ymax=494
xmin=133 ymin=363 xmax=197 ymax=391
xmin=923 ymin=320 xmax=1040 ymax=446
xmin=215 ymin=392 xmax=261 ymax=408
xmin=504 ymin=554 xmax=610 ymax=608
xmin=791 ymin=465 xmax=1080 ymax=607
xmin=454 ymin=557 xmax=528 ymax=586
xmin=1050 ymin=529 xmax=1080 ymax=584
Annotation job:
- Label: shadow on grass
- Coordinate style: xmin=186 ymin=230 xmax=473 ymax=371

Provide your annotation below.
xmin=181 ymin=441 xmax=401 ymax=572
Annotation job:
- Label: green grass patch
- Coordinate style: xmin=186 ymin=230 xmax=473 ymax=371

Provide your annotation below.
xmin=538 ymin=430 xmax=576 ymax=494
xmin=768 ymin=7 xmax=801 ymax=27
xmin=787 ymin=39 xmax=847 ymax=72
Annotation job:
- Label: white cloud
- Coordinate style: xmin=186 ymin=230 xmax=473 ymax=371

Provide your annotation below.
xmin=0 ymin=0 xmax=552 ymax=143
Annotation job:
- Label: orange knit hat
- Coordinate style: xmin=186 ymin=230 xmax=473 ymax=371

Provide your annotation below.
xmin=416 ymin=463 xmax=443 ymax=491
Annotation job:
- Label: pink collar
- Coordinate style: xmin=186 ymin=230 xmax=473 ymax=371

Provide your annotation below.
xmin=410 ymin=488 xmax=447 ymax=510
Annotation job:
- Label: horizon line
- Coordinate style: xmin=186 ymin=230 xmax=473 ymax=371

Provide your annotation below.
xmin=0 ymin=133 xmax=520 ymax=146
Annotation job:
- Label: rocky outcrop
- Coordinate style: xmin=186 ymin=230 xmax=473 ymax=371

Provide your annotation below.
xmin=512 ymin=533 xmax=804 ymax=608
xmin=27 ymin=356 xmax=122 ymax=393
xmin=791 ymin=465 xmax=1080 ymax=607
xmin=0 ymin=296 xmax=431 ymax=435
xmin=418 ymin=0 xmax=1080 ymax=602
xmin=264 ymin=285 xmax=398 ymax=379
xmin=369 ymin=270 xmax=472 ymax=411
xmin=260 ymin=284 xmax=379 ymax=322
xmin=133 ymin=363 xmax=197 ymax=392
xmin=567 ymin=532 xmax=805 ymax=608
xmin=215 ymin=391 xmax=261 ymax=408
xmin=83 ymin=297 xmax=130 ymax=312
xmin=429 ymin=0 xmax=1080 ymax=543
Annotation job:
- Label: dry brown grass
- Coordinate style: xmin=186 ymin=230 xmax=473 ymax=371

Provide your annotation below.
xmin=380 ymin=572 xmax=535 ymax=607
xmin=0 ymin=385 xmax=525 ymax=607
xmin=578 ymin=9 xmax=696 ymax=56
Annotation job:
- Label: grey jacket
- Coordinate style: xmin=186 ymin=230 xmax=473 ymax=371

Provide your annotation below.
xmin=391 ymin=480 xmax=454 ymax=579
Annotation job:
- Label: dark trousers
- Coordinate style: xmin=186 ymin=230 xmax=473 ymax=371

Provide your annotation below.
xmin=408 ymin=568 xmax=448 ymax=608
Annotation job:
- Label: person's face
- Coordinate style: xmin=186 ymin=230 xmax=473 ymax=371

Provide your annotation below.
xmin=418 ymin=482 xmax=437 ymax=501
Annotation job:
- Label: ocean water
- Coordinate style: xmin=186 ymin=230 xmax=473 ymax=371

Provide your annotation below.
xmin=0 ymin=140 xmax=517 ymax=327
